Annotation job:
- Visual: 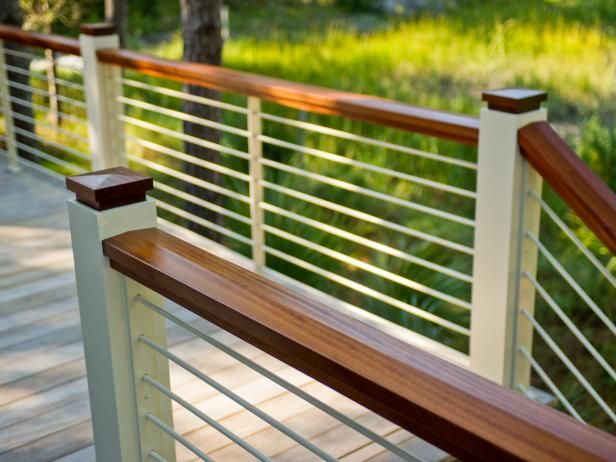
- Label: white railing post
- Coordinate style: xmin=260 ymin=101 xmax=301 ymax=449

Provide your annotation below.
xmin=248 ymin=96 xmax=266 ymax=271
xmin=0 ymin=39 xmax=20 ymax=173
xmin=79 ymin=23 xmax=125 ymax=170
xmin=470 ymin=89 xmax=547 ymax=388
xmin=67 ymin=167 xmax=175 ymax=462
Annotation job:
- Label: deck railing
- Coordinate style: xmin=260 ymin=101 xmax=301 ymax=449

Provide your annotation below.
xmin=66 ymin=167 xmax=616 ymax=461
xmin=0 ymin=22 xmax=614 ymax=440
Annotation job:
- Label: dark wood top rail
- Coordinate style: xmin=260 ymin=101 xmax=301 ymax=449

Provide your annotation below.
xmin=103 ymin=227 xmax=616 ymax=462
xmin=96 ymin=48 xmax=480 ymax=145
xmin=519 ymin=121 xmax=616 ymax=255
xmin=0 ymin=25 xmax=81 ymax=56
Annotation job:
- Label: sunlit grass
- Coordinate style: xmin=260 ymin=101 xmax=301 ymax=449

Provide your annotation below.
xmin=152 ymin=2 xmax=616 ymax=122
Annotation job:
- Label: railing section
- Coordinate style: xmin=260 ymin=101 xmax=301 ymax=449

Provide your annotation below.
xmin=115 ymin=71 xmax=478 ymax=366
xmin=517 ymin=121 xmax=616 ymax=430
xmin=0 ymin=30 xmax=90 ymax=177
xmin=66 ymin=167 xmax=616 ymax=462
xmin=0 ymin=23 xmax=614 ymax=433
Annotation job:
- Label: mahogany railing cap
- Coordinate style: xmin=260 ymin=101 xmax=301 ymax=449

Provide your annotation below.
xmin=0 ymin=24 xmax=81 ymax=56
xmin=96 ymin=48 xmax=480 ymax=145
xmin=482 ymin=88 xmax=547 ymax=113
xmin=519 ymin=121 xmax=616 ymax=254
xmin=66 ymin=166 xmax=153 ymax=211
xmin=79 ymin=23 xmax=117 ymax=36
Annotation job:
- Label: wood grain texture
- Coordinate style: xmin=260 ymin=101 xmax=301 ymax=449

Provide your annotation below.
xmin=0 ymin=25 xmax=80 ymax=56
xmin=96 ymin=48 xmax=480 ymax=145
xmin=65 ymin=166 xmax=153 ymax=211
xmin=103 ymin=227 xmax=616 ymax=462
xmin=519 ymin=121 xmax=616 ymax=255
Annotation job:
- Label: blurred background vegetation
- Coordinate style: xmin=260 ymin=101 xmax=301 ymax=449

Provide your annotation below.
xmin=9 ymin=0 xmax=616 ymax=431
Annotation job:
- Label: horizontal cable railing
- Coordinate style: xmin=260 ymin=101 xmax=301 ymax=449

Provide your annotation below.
xmin=141 ymin=373 xmax=273 ymax=462
xmin=520 ymin=307 xmax=615 ymax=424
xmin=113 ymin=62 xmax=476 ymax=358
xmin=257 ymin=133 xmax=476 ymax=198
xmin=514 ymin=121 xmax=616 ymax=431
xmin=259 ymin=111 xmax=478 ymax=169
xmin=259 ymin=180 xmax=475 ymax=255
xmin=94 ymin=219 xmax=615 ymax=461
xmin=0 ymin=25 xmax=478 ymax=366
xmin=258 ymin=202 xmax=473 ymax=282
xmin=141 ymin=335 xmax=340 ymax=462
xmin=2 ymin=60 xmax=86 ymax=92
xmin=6 ymin=92 xmax=89 ymax=126
xmin=136 ymin=294 xmax=423 ymax=461
xmin=512 ymin=188 xmax=616 ymax=429
xmin=1 ymin=23 xmax=614 ymax=436
xmin=527 ymin=232 xmax=615 ymax=338
xmin=529 ymin=191 xmax=616 ymax=288
xmin=258 ymin=156 xmax=475 ymax=225
xmin=0 ymin=33 xmax=91 ymax=175
xmin=119 ymin=95 xmax=250 ymax=137
xmin=121 ymin=77 xmax=250 ymax=114
xmin=121 ymin=114 xmax=250 ymax=159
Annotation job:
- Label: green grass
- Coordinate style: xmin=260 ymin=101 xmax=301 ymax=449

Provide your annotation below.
xmin=153 ymin=0 xmax=616 ymax=122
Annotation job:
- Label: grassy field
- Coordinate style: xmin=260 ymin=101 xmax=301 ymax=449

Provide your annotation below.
xmin=2 ymin=0 xmax=614 ymax=431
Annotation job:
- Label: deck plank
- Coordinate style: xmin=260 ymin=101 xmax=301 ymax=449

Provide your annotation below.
xmin=0 ymin=421 xmax=93 ymax=462
xmin=0 ymin=159 xmax=446 ymax=462
xmin=0 ymin=358 xmax=86 ymax=408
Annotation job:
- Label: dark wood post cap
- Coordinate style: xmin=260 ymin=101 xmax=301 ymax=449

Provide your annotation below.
xmin=482 ymin=88 xmax=547 ymax=114
xmin=66 ymin=167 xmax=153 ymax=211
xmin=79 ymin=23 xmax=117 ymax=36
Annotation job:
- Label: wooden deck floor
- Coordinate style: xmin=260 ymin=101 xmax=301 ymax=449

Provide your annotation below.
xmin=0 ymin=160 xmax=448 ymax=462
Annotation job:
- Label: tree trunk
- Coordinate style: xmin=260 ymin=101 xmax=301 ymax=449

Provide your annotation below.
xmin=180 ymin=0 xmax=224 ymax=241
xmin=105 ymin=0 xmax=128 ymax=47
xmin=0 ymin=0 xmax=36 ymax=160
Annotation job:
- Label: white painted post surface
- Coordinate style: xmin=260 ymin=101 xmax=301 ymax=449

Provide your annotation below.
xmin=470 ymin=89 xmax=547 ymax=388
xmin=125 ymin=278 xmax=176 ymax=461
xmin=248 ymin=96 xmax=266 ymax=271
xmin=80 ymin=24 xmax=125 ymax=170
xmin=68 ymin=171 xmax=175 ymax=462
xmin=0 ymin=40 xmax=20 ymax=173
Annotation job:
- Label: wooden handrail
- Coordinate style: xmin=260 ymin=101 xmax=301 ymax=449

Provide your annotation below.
xmin=1 ymin=24 xmax=610 ymax=255
xmin=103 ymin=227 xmax=616 ymax=462
xmin=0 ymin=24 xmax=480 ymax=144
xmin=96 ymin=48 xmax=480 ymax=145
xmin=0 ymin=25 xmax=80 ymax=56
xmin=519 ymin=121 xmax=616 ymax=255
